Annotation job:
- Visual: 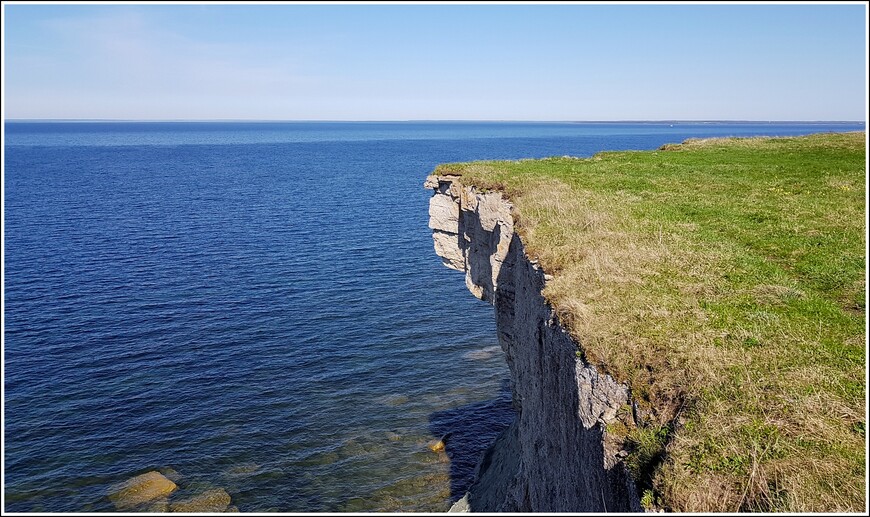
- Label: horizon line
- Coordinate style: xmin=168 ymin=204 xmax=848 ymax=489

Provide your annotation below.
xmin=4 ymin=118 xmax=867 ymax=124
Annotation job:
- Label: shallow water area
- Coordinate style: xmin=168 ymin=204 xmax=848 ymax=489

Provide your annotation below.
xmin=4 ymin=121 xmax=863 ymax=511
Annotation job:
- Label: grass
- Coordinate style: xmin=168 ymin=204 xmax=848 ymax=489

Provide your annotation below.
xmin=434 ymin=132 xmax=866 ymax=512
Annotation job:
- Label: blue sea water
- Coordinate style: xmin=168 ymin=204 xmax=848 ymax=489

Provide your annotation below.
xmin=3 ymin=121 xmax=864 ymax=512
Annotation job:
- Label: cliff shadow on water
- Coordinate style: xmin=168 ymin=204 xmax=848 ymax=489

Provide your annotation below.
xmin=427 ymin=379 xmax=515 ymax=502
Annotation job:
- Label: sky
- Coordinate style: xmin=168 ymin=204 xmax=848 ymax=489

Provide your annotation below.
xmin=2 ymin=2 xmax=867 ymax=121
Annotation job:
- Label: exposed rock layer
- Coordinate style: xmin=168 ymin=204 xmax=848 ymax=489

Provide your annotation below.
xmin=425 ymin=175 xmax=641 ymax=512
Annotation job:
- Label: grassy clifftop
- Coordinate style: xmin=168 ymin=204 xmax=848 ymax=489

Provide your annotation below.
xmin=435 ymin=132 xmax=866 ymax=512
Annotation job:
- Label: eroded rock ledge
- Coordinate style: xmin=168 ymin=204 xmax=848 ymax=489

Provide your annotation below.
xmin=425 ymin=174 xmax=641 ymax=513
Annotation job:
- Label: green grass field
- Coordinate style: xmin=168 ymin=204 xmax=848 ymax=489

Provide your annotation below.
xmin=436 ymin=132 xmax=866 ymax=512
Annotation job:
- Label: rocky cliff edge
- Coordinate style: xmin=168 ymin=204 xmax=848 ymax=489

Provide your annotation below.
xmin=425 ymin=174 xmax=642 ymax=512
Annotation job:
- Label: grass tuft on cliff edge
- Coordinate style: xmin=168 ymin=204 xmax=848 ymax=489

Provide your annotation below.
xmin=434 ymin=132 xmax=866 ymax=512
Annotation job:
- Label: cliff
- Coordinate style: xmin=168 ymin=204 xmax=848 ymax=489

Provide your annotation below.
xmin=423 ymin=133 xmax=866 ymax=512
xmin=425 ymin=175 xmax=641 ymax=512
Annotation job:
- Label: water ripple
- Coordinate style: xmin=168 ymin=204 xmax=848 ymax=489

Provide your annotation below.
xmin=6 ymin=121 xmax=863 ymax=511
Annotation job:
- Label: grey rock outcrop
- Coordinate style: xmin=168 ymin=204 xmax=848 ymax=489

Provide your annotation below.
xmin=425 ymin=175 xmax=641 ymax=513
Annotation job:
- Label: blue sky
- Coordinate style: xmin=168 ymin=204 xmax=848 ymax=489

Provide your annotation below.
xmin=3 ymin=3 xmax=867 ymax=121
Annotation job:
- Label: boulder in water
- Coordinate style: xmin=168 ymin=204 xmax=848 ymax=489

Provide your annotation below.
xmin=428 ymin=431 xmax=453 ymax=453
xmin=107 ymin=471 xmax=178 ymax=510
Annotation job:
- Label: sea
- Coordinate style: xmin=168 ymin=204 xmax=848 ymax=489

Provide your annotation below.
xmin=3 ymin=121 xmax=864 ymax=512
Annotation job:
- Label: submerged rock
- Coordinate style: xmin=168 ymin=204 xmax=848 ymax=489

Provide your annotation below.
xmin=146 ymin=498 xmax=170 ymax=512
xmin=223 ymin=463 xmax=261 ymax=477
xmin=380 ymin=394 xmax=410 ymax=406
xmin=158 ymin=467 xmax=182 ymax=483
xmin=169 ymin=488 xmax=232 ymax=513
xmin=107 ymin=471 xmax=178 ymax=510
xmin=462 ymin=345 xmax=502 ymax=361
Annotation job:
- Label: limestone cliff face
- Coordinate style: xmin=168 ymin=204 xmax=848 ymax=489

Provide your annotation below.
xmin=425 ymin=175 xmax=641 ymax=513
